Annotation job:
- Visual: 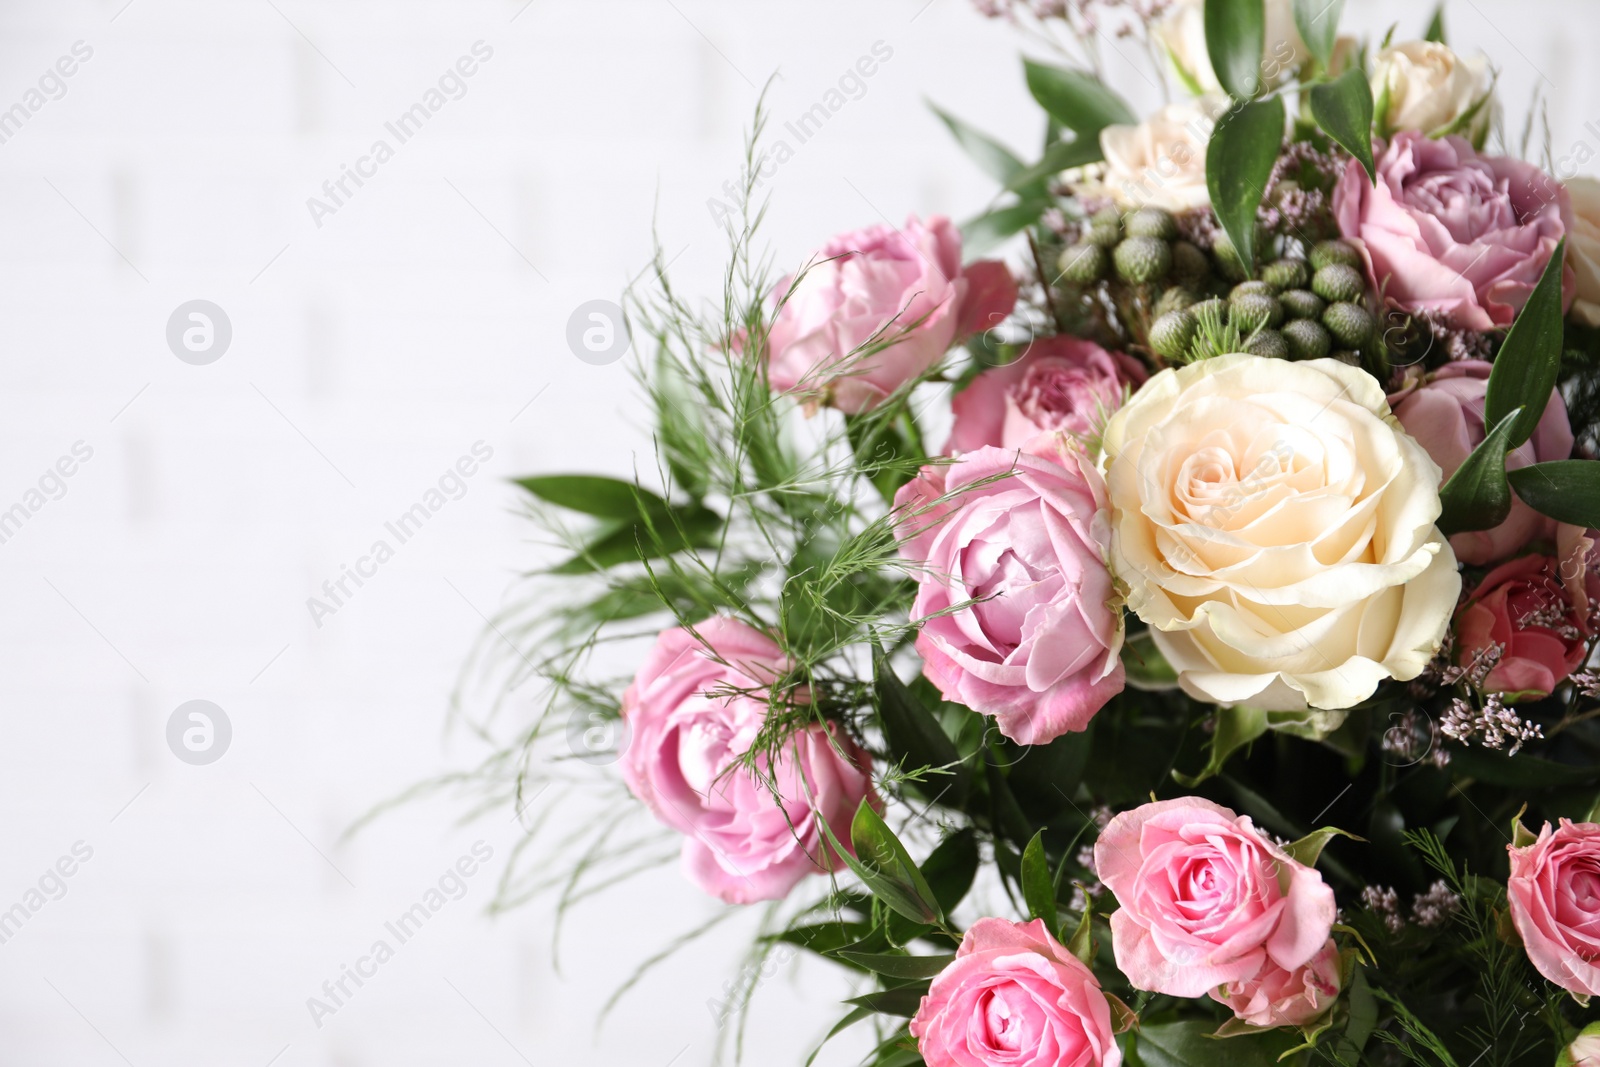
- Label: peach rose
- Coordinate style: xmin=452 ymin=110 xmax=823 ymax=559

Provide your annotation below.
xmin=1211 ymin=938 xmax=1343 ymax=1028
xmin=1100 ymin=354 xmax=1460 ymax=712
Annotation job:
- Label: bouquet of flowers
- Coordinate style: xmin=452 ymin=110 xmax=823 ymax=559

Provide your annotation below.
xmin=460 ymin=2 xmax=1600 ymax=1065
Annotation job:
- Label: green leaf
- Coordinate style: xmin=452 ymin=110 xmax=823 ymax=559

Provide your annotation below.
xmin=1003 ymin=138 xmax=1108 ymax=193
xmin=836 ymin=952 xmax=956 ymax=979
xmin=1137 ymin=1020 xmax=1298 ymax=1067
xmin=1205 ymin=0 xmax=1267 ymax=99
xmin=842 ymin=800 xmax=944 ymax=926
xmin=931 ymin=103 xmax=1025 ymax=185
xmin=874 ymin=648 xmax=971 ymax=807
xmin=845 ymin=982 xmax=929 ymax=1018
xmin=553 ymin=502 xmax=723 ymax=575
xmin=549 ymin=504 xmax=723 ymax=574
xmin=1206 ymin=95 xmax=1285 ymax=276
xmin=1174 ymin=705 xmax=1268 ymax=786
xmin=985 ymin=750 xmax=1036 ymax=846
xmin=1424 ymin=4 xmax=1446 ymax=43
xmin=1067 ymin=897 xmax=1095 ymax=965
xmin=1023 ymin=59 xmax=1136 ymax=139
xmin=1508 ymin=460 xmax=1600 ymax=527
xmin=1485 ymin=238 xmax=1567 ymax=448
xmin=1282 ymin=826 xmax=1364 ymax=869
xmin=514 ymin=474 xmax=669 ymax=520
xmin=1309 ymin=67 xmax=1375 ymax=182
xmin=961 ymin=196 xmax=1051 ymax=257
xmin=1293 ymin=0 xmax=1345 ymax=68
xmin=921 ymin=828 xmax=980 ymax=914
xmin=1021 ymin=831 xmax=1057 ymax=928
xmin=1449 ymin=747 xmax=1600 ymax=789
xmin=1436 ymin=408 xmax=1521 ymax=535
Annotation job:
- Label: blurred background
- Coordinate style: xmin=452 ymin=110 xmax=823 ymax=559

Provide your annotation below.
xmin=0 ymin=0 xmax=1593 ymax=1063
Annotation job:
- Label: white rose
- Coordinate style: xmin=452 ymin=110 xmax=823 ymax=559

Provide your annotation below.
xmin=1100 ymin=354 xmax=1460 ymax=712
xmin=1092 ymin=95 xmax=1229 ymax=212
xmin=1155 ymin=0 xmax=1307 ymax=95
xmin=1566 ymin=178 xmax=1600 ymax=328
xmin=1371 ymin=40 xmax=1494 ymax=143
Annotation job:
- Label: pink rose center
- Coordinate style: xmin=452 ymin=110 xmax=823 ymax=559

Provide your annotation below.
xmin=1010 ymin=360 xmax=1116 ymax=434
xmin=960 ymin=508 xmax=1066 ymax=653
xmin=1404 ymin=160 xmax=1520 ymax=242
xmin=1557 ymin=859 xmax=1600 ymax=938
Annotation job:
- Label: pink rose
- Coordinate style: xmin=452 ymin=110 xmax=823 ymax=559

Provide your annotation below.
xmin=620 ymin=616 xmax=875 ymax=904
xmin=1334 ymin=132 xmax=1573 ymax=330
xmin=947 ymin=337 xmax=1147 ymax=454
xmin=1211 ymin=938 xmax=1342 ymax=1028
xmin=1389 ymin=360 xmax=1573 ymax=565
xmin=1507 ymin=819 xmax=1600 ymax=996
xmin=766 ymin=215 xmax=1017 ymax=414
xmin=894 ymin=437 xmax=1124 ymax=745
xmin=1559 ymin=525 xmax=1600 ymax=629
xmin=1095 ymin=798 xmax=1336 ymax=998
xmin=910 ymin=917 xmax=1122 ymax=1067
xmin=1456 ymin=554 xmax=1588 ymax=697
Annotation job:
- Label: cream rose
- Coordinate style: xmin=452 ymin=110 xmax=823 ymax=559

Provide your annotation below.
xmin=1155 ymin=0 xmax=1306 ymax=95
xmin=1567 ymin=177 xmax=1600 ymax=327
xmin=1100 ymin=355 xmax=1460 ymax=711
xmin=1371 ymin=41 xmax=1493 ymax=144
xmin=1092 ymin=96 xmax=1229 ymax=212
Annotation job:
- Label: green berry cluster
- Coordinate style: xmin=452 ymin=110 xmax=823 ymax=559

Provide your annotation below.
xmin=1147 ymin=238 xmax=1377 ymax=365
xmin=1058 ymin=207 xmax=1207 ymax=289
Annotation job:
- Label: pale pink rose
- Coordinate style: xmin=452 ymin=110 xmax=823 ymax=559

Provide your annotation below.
xmin=894 ymin=437 xmax=1124 ymax=745
xmin=620 ymin=616 xmax=876 ymax=904
xmin=764 ymin=215 xmax=1016 ymax=414
xmin=1455 ymin=554 xmax=1588 ymax=697
xmin=1334 ymin=132 xmax=1573 ymax=331
xmin=947 ymin=337 xmax=1147 ymax=454
xmin=1095 ymin=798 xmax=1336 ymax=998
xmin=1561 ymin=1024 xmax=1600 ymax=1067
xmin=1506 ymin=819 xmax=1600 ymax=997
xmin=1389 ymin=360 xmax=1573 ymax=565
xmin=910 ymin=917 xmax=1122 ymax=1067
xmin=1211 ymin=938 xmax=1342 ymax=1028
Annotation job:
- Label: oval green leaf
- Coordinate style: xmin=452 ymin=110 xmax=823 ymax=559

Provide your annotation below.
xmin=1507 ymin=460 xmax=1600 ymax=527
xmin=1204 ymin=0 xmax=1267 ymax=99
xmin=1022 ymin=59 xmax=1136 ymax=138
xmin=1436 ymin=408 xmax=1522 ymax=535
xmin=1485 ymin=238 xmax=1566 ymax=448
xmin=1293 ymin=0 xmax=1345 ymax=68
xmin=1206 ymin=95 xmax=1285 ymax=277
xmin=1309 ymin=67 xmax=1375 ymax=182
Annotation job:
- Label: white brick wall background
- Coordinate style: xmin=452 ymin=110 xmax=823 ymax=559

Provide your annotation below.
xmin=0 ymin=1 xmax=1591 ymax=1063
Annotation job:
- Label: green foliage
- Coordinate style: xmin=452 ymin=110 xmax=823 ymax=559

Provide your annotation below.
xmin=1485 ymin=239 xmax=1568 ymax=447
xmin=1207 ymin=96 xmax=1287 ymax=276
xmin=1022 ymin=58 xmax=1137 ymax=141
xmin=1204 ymin=0 xmax=1268 ymax=99
xmin=1437 ymin=409 xmax=1521 ymax=534
xmin=1309 ymin=68 xmax=1376 ymax=181
xmin=1508 ymin=460 xmax=1600 ymax=526
xmin=1294 ymin=0 xmax=1346 ymax=68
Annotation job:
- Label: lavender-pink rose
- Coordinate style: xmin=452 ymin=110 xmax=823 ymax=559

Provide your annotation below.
xmin=894 ymin=435 xmax=1124 ymax=745
xmin=947 ymin=337 xmax=1146 ymax=454
xmin=1334 ymin=131 xmax=1573 ymax=330
xmin=1390 ymin=360 xmax=1572 ymax=565
xmin=765 ymin=215 xmax=1017 ymax=414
